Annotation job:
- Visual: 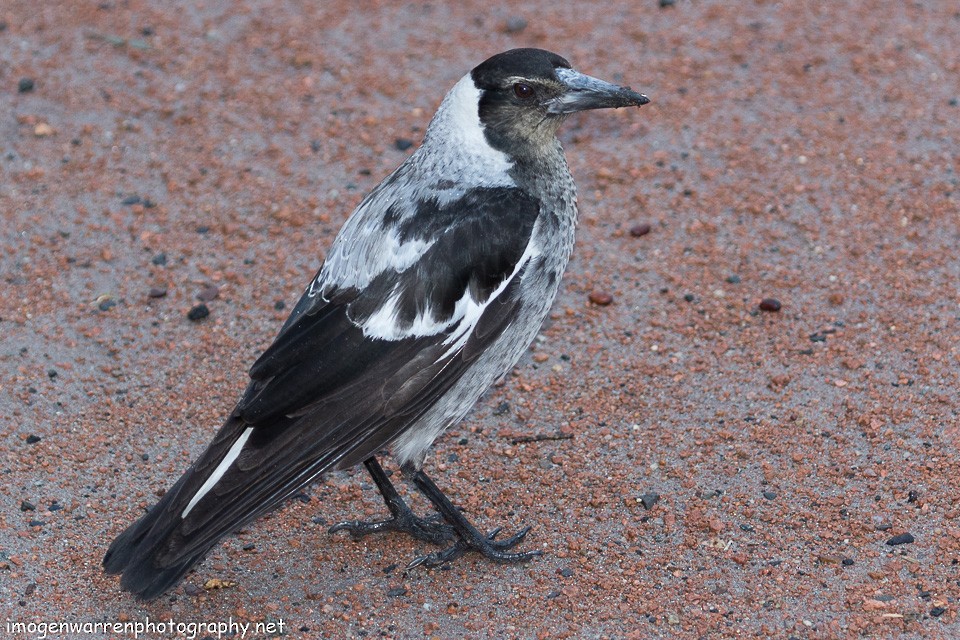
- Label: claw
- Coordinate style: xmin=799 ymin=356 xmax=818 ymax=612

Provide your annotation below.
xmin=405 ymin=525 xmax=540 ymax=570
xmin=329 ymin=519 xmax=396 ymax=540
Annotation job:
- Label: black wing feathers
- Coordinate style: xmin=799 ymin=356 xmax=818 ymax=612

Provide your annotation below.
xmin=244 ymin=187 xmax=539 ymax=425
xmin=104 ymin=185 xmax=542 ymax=599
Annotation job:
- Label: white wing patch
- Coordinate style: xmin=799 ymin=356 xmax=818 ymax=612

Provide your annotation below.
xmin=310 ymin=228 xmax=435 ymax=299
xmin=359 ymin=239 xmax=540 ymax=352
xmin=359 ymin=283 xmax=453 ymax=341
xmin=181 ymin=427 xmax=254 ymax=519
xmin=440 ymin=241 xmax=540 ymax=358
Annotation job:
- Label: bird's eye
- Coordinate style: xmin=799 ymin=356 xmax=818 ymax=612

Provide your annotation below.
xmin=513 ymin=82 xmax=535 ymax=100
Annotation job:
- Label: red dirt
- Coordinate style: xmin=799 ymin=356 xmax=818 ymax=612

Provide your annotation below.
xmin=2 ymin=1 xmax=958 ymax=638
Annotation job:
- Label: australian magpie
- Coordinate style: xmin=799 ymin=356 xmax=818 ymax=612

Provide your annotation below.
xmin=103 ymin=47 xmax=648 ymax=600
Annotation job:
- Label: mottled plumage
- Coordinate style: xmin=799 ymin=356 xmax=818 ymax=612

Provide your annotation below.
xmin=104 ymin=48 xmax=648 ymax=600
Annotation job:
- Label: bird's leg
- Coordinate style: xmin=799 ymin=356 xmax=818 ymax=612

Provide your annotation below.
xmin=328 ymin=457 xmax=455 ymax=546
xmin=404 ymin=465 xmax=543 ymax=569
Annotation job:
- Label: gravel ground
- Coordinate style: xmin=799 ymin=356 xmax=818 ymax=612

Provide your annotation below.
xmin=2 ymin=1 xmax=959 ymax=638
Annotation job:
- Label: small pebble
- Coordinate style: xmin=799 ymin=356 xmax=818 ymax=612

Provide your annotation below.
xmin=274 ymin=300 xmax=286 ymax=311
xmin=886 ymin=532 xmax=915 ymax=546
xmin=659 ymin=0 xmax=675 ymax=7
xmin=383 ymin=564 xmax=397 ymax=574
xmin=546 ymin=590 xmax=561 ymax=599
xmin=26 ymin=435 xmax=41 ymax=444
xmin=842 ymin=558 xmax=855 ymax=566
xmin=47 ymin=369 xmax=58 ymax=379
xmin=559 ymin=567 xmax=574 ymax=577
xmin=683 ymin=293 xmax=695 ymax=303
xmin=151 ymin=252 xmax=167 ymax=265
xmin=20 ymin=501 xmax=36 ymax=512
xmin=98 ymin=298 xmax=117 ymax=311
xmin=394 ymin=138 xmax=414 ymax=151
xmin=762 ymin=491 xmax=777 ymax=500
xmin=639 ymin=493 xmax=660 ymax=510
xmin=121 ymin=194 xmax=141 ymax=206
xmin=183 ymin=583 xmax=203 ymax=597
xmin=589 ymin=291 xmax=613 ymax=306
xmin=141 ymin=453 xmax=149 ymax=461
xmin=629 ymin=222 xmax=652 ymax=237
xmin=148 ymin=286 xmax=167 ymax=298
xmin=492 ymin=401 xmax=510 ymax=416
xmin=725 ymin=274 xmax=741 ymax=284
xmin=197 ymin=283 xmax=220 ymax=302
xmin=930 ymin=606 xmax=946 ymax=617
xmin=18 ymin=78 xmax=35 ymax=93
xmin=386 ymin=586 xmax=408 ymax=597
xmin=504 ymin=16 xmax=528 ymax=33
xmin=28 ymin=520 xmax=45 ymax=527
xmin=187 ymin=304 xmax=209 ymax=321
xmin=759 ymin=298 xmax=782 ymax=312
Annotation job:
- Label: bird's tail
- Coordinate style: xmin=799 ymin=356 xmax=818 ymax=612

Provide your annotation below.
xmin=103 ymin=412 xmax=338 ymax=600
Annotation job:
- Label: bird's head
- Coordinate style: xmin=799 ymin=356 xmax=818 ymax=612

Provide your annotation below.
xmin=469 ymin=48 xmax=649 ymax=159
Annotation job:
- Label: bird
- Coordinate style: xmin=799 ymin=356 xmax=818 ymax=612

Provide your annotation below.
xmin=103 ymin=47 xmax=649 ymax=600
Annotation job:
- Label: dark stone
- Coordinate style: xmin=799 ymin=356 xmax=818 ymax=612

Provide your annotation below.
xmin=187 ymin=304 xmax=209 ymax=321
xmin=759 ymin=298 xmax=782 ymax=312
xmin=886 ymin=532 xmax=915 ymax=546
xmin=639 ymin=493 xmax=660 ymax=510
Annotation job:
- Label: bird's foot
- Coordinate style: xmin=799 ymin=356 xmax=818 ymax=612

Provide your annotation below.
xmin=407 ymin=525 xmax=542 ymax=569
xmin=329 ymin=503 xmax=455 ymax=546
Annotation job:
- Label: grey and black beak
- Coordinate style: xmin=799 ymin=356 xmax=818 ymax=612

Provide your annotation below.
xmin=548 ymin=67 xmax=650 ymax=115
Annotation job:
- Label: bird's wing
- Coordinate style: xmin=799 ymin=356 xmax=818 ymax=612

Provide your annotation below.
xmin=242 ymin=185 xmax=543 ymax=422
xmin=104 ymin=186 xmax=544 ymax=593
